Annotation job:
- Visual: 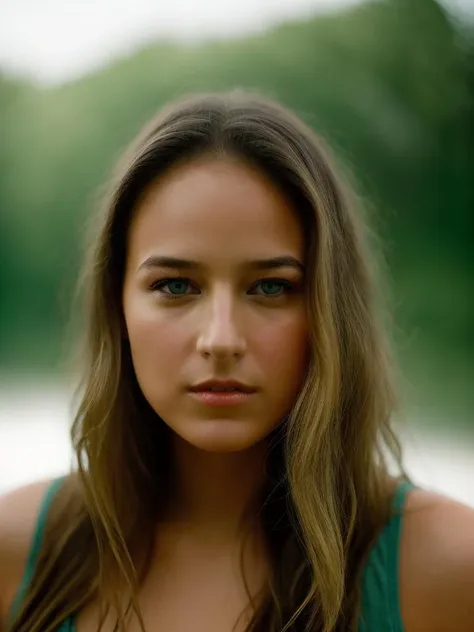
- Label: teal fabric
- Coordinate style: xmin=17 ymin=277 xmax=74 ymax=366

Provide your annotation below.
xmin=7 ymin=477 xmax=74 ymax=632
xmin=8 ymin=477 xmax=64 ymax=625
xmin=359 ymin=480 xmax=414 ymax=632
xmin=10 ymin=479 xmax=415 ymax=631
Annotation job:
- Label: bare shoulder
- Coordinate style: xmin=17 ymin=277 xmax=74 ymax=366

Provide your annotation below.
xmin=400 ymin=487 xmax=474 ymax=632
xmin=0 ymin=479 xmax=54 ymax=622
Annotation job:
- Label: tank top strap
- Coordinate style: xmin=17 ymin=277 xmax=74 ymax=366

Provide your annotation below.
xmin=359 ymin=479 xmax=416 ymax=632
xmin=8 ymin=477 xmax=65 ymax=624
xmin=392 ymin=480 xmax=414 ymax=514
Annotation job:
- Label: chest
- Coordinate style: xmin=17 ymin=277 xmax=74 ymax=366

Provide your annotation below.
xmin=75 ymin=548 xmax=264 ymax=632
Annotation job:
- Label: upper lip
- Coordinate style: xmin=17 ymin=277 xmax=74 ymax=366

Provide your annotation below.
xmin=190 ymin=379 xmax=256 ymax=393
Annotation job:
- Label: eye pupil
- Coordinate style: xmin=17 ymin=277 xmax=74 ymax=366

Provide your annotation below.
xmin=261 ymin=281 xmax=282 ymax=295
xmin=168 ymin=280 xmax=188 ymax=295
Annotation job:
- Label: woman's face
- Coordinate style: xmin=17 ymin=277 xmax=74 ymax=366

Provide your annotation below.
xmin=123 ymin=157 xmax=309 ymax=453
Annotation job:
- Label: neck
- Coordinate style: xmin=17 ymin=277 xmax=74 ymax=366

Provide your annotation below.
xmin=166 ymin=435 xmax=268 ymax=540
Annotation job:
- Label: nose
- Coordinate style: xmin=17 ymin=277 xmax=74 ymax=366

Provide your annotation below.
xmin=196 ymin=288 xmax=247 ymax=360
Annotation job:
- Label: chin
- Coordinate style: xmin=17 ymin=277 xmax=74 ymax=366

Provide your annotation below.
xmin=174 ymin=419 xmax=269 ymax=453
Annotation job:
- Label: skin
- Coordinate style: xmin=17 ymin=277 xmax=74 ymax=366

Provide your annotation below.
xmin=123 ymin=157 xmax=309 ymax=456
xmin=122 ymin=157 xmax=309 ymax=532
xmin=1 ymin=484 xmax=474 ymax=631
xmin=0 ymin=157 xmax=473 ymax=630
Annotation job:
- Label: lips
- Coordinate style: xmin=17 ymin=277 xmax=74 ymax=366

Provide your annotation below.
xmin=189 ymin=388 xmax=255 ymax=407
xmin=189 ymin=380 xmax=256 ymax=394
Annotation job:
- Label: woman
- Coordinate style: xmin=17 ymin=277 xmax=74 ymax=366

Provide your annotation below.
xmin=0 ymin=91 xmax=473 ymax=632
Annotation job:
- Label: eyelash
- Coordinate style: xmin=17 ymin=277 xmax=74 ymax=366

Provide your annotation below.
xmin=148 ymin=277 xmax=297 ymax=300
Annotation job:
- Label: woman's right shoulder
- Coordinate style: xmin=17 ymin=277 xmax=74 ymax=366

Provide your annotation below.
xmin=0 ymin=479 xmax=56 ymax=623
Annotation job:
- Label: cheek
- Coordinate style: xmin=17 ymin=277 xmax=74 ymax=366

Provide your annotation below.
xmin=254 ymin=313 xmax=309 ymax=386
xmin=124 ymin=297 xmax=189 ymax=377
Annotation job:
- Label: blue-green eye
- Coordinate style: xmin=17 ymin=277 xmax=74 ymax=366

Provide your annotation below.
xmin=166 ymin=279 xmax=190 ymax=295
xmin=150 ymin=277 xmax=295 ymax=300
xmin=151 ymin=278 xmax=193 ymax=296
xmin=253 ymin=279 xmax=292 ymax=297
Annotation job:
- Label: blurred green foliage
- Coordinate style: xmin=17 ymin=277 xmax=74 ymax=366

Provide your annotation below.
xmin=0 ymin=0 xmax=472 ymax=422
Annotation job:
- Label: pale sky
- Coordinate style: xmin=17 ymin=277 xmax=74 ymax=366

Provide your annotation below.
xmin=0 ymin=0 xmax=472 ymax=85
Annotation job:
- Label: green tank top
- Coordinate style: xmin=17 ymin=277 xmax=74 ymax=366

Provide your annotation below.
xmin=9 ymin=479 xmax=414 ymax=631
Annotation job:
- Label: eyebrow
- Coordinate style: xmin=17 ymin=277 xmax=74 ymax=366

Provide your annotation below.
xmin=138 ymin=255 xmax=305 ymax=275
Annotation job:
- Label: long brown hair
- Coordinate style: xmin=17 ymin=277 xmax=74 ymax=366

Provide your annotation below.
xmin=10 ymin=91 xmax=406 ymax=632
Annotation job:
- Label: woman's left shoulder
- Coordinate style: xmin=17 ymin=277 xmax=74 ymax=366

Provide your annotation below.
xmin=399 ymin=487 xmax=474 ymax=632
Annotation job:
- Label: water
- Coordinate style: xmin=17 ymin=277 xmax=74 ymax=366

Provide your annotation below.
xmin=1 ymin=382 xmax=473 ymax=507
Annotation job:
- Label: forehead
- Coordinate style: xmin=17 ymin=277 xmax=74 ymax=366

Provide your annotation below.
xmin=127 ymin=157 xmax=304 ymax=267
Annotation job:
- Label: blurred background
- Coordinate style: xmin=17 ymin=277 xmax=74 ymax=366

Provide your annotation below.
xmin=0 ymin=0 xmax=473 ymax=503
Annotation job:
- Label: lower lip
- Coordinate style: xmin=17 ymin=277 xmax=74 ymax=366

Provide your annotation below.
xmin=189 ymin=390 xmax=255 ymax=407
